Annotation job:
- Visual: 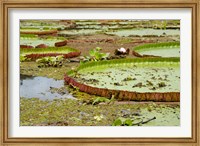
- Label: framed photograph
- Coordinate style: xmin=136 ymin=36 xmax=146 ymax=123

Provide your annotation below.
xmin=1 ymin=0 xmax=199 ymax=145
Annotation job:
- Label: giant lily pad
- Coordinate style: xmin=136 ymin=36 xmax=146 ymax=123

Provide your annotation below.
xmin=65 ymin=58 xmax=180 ymax=102
xmin=20 ymin=47 xmax=80 ymax=60
xmin=133 ymin=42 xmax=180 ymax=57
xmin=20 ymin=38 xmax=65 ymax=47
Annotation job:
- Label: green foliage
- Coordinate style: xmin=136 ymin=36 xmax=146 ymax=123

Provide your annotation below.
xmin=20 ymin=46 xmax=78 ymax=55
xmin=112 ymin=117 xmax=133 ymax=126
xmin=158 ymin=82 xmax=166 ymax=87
xmin=75 ymin=57 xmax=180 ymax=73
xmin=133 ymin=42 xmax=180 ymax=52
xmin=20 ymin=97 xmax=179 ymax=126
xmin=162 ymin=20 xmax=167 ymax=30
xmin=67 ymin=57 xmax=180 ymax=76
xmin=81 ymin=47 xmax=110 ymax=63
xmin=43 ymin=27 xmax=51 ymax=30
xmin=20 ymin=55 xmax=30 ymax=62
xmin=92 ymin=97 xmax=110 ymax=105
xmin=122 ymin=77 xmax=136 ymax=81
xmin=36 ymin=55 xmax=64 ymax=68
xmin=20 ymin=34 xmax=38 ymax=38
xmin=92 ymin=96 xmax=115 ymax=105
xmin=20 ymin=27 xmax=56 ymax=31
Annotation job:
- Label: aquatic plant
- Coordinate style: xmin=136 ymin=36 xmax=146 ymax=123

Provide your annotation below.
xmin=112 ymin=116 xmax=156 ymax=126
xmin=20 ymin=97 xmax=179 ymax=126
xmin=20 ymin=45 xmax=34 ymax=49
xmin=55 ymin=40 xmax=67 ymax=47
xmin=64 ymin=58 xmax=180 ymax=102
xmin=21 ymin=46 xmax=80 ymax=60
xmin=20 ymin=55 xmax=30 ymax=62
xmin=20 ymin=30 xmax=57 ymax=35
xmin=161 ymin=20 xmax=167 ymax=30
xmin=80 ymin=47 xmax=109 ymax=63
xmin=92 ymin=96 xmax=115 ymax=105
xmin=36 ymin=55 xmax=64 ymax=68
xmin=89 ymin=47 xmax=109 ymax=61
xmin=20 ymin=34 xmax=38 ymax=38
xmin=132 ymin=42 xmax=180 ymax=57
xmin=133 ymin=42 xmax=180 ymax=51
xmin=73 ymin=57 xmax=180 ymax=73
xmin=35 ymin=44 xmax=48 ymax=48
xmin=112 ymin=117 xmax=133 ymax=126
xmin=92 ymin=97 xmax=110 ymax=105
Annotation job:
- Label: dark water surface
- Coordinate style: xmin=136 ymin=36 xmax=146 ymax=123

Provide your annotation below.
xmin=20 ymin=74 xmax=75 ymax=100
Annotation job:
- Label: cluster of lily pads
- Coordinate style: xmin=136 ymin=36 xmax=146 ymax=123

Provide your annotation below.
xmin=65 ymin=41 xmax=180 ymax=102
xmin=20 ymin=20 xmax=180 ymax=126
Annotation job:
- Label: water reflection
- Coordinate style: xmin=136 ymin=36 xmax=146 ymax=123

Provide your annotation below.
xmin=20 ymin=74 xmax=75 ymax=100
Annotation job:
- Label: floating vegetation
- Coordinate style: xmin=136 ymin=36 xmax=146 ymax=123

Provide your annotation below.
xmin=132 ymin=82 xmax=145 ymax=88
xmin=20 ymin=33 xmax=38 ymax=38
xmin=20 ymin=98 xmax=180 ymax=126
xmin=158 ymin=82 xmax=167 ymax=88
xmin=20 ymin=55 xmax=30 ymax=62
xmin=65 ymin=58 xmax=180 ymax=102
xmin=20 ymin=20 xmax=180 ymax=126
xmin=105 ymin=28 xmax=180 ymax=37
xmin=80 ymin=47 xmax=110 ymax=63
xmin=122 ymin=77 xmax=136 ymax=81
xmin=146 ymin=80 xmax=154 ymax=86
xmin=114 ymin=82 xmax=123 ymax=86
xmin=74 ymin=57 xmax=180 ymax=72
xmin=112 ymin=117 xmax=133 ymax=126
xmin=112 ymin=116 xmax=156 ymax=126
xmin=20 ymin=47 xmax=80 ymax=60
xmin=20 ymin=30 xmax=57 ymax=35
xmin=20 ymin=37 xmax=67 ymax=47
xmin=92 ymin=97 xmax=111 ymax=105
xmin=132 ymin=42 xmax=180 ymax=57
xmin=36 ymin=55 xmax=64 ymax=68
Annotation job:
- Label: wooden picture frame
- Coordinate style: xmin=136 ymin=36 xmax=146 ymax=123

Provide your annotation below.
xmin=0 ymin=0 xmax=199 ymax=145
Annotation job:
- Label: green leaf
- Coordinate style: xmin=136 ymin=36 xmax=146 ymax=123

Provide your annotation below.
xmin=124 ymin=119 xmax=133 ymax=126
xmin=20 ymin=55 xmax=28 ymax=62
xmin=92 ymin=97 xmax=110 ymax=105
xmin=89 ymin=49 xmax=97 ymax=57
xmin=56 ymin=55 xmax=64 ymax=61
xmin=112 ymin=117 xmax=133 ymax=126
xmin=95 ymin=47 xmax=102 ymax=51
xmin=101 ymin=53 xmax=110 ymax=59
xmin=112 ymin=118 xmax=123 ymax=126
